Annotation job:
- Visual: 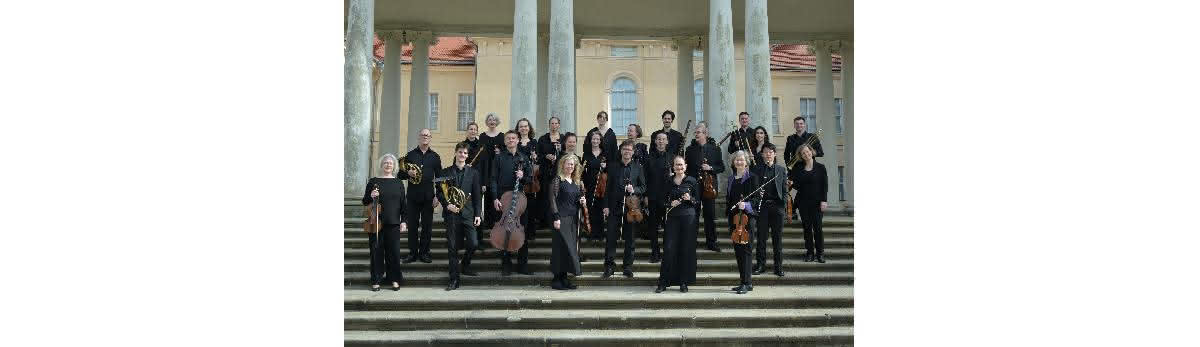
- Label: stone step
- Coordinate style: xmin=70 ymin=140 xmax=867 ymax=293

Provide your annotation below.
xmin=343 ymin=270 xmax=854 ymax=287
xmin=344 ymin=308 xmax=854 ymax=331
xmin=344 ymin=235 xmax=853 ymax=249
xmin=342 ymin=226 xmax=855 ymax=239
xmin=343 ymin=247 xmax=853 ymax=261
xmin=344 ymin=285 xmax=853 ymax=311
xmin=344 ymin=217 xmax=854 ymax=228
xmin=343 ymin=327 xmax=854 ymax=346
xmin=345 ymin=258 xmax=853 ymax=273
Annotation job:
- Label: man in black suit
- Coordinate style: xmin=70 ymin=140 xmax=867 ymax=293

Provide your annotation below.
xmin=490 ymin=130 xmax=535 ymax=275
xmin=752 ymin=143 xmax=789 ymax=277
xmin=602 ymin=139 xmax=647 ymax=278
xmin=399 ymin=128 xmax=443 ymax=264
xmin=437 ymin=142 xmax=483 ymax=290
xmin=650 ymin=110 xmax=684 ymax=154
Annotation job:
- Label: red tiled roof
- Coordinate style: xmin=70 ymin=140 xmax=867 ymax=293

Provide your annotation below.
xmin=770 ymin=44 xmax=842 ymax=72
xmin=373 ymin=36 xmax=476 ymax=65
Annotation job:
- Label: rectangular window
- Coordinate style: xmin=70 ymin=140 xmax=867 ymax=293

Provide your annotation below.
xmin=835 ymin=98 xmax=844 ymax=134
xmin=838 ymin=166 xmax=846 ymax=201
xmin=611 ymin=46 xmax=637 ymax=57
xmin=428 ymin=93 xmax=439 ymax=130
xmin=799 ymin=98 xmax=818 ymax=132
xmin=457 ymin=93 xmax=475 ymax=131
xmin=771 ymin=97 xmax=781 ymax=134
xmin=693 ymin=48 xmax=703 ymax=58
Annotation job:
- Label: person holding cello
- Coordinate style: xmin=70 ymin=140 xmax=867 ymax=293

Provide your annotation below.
xmin=727 ymin=150 xmax=761 ymax=294
xmin=360 ymin=154 xmax=409 ymax=291
xmin=602 ymin=139 xmax=646 ymax=279
xmin=752 ymin=143 xmax=789 ymax=277
xmin=655 ymin=155 xmax=699 ymax=293
xmin=685 ymin=122 xmax=725 ymax=252
xmin=548 ymin=154 xmax=586 ymax=290
xmin=490 ymin=130 xmax=534 ymax=276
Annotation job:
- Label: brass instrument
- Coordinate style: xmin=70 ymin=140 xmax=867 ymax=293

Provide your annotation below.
xmin=433 ymin=176 xmax=467 ymax=213
xmin=467 ymin=143 xmax=486 ymax=166
xmin=787 ymin=129 xmax=823 ymax=168
xmin=396 ymin=157 xmax=423 ymax=184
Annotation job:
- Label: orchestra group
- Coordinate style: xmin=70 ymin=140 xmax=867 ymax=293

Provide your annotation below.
xmin=361 ymin=110 xmax=829 ymax=294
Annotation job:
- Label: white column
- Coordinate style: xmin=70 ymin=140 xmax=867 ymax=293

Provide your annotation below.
xmin=842 ymin=40 xmax=853 ymax=209
xmin=744 ymin=0 xmax=772 ymax=134
xmin=344 ymin=0 xmax=373 ymax=196
xmin=406 ymin=31 xmax=435 ymax=150
xmin=707 ymin=0 xmax=735 ymax=142
xmin=510 ymin=0 xmax=538 ymax=127
xmin=673 ymin=36 xmax=699 ymax=130
xmin=378 ymin=31 xmax=404 ymax=157
xmin=702 ymin=34 xmax=710 ymax=125
xmin=548 ymin=0 xmax=576 ymax=134
xmin=537 ymin=33 xmax=549 ymax=127
xmin=807 ymin=40 xmax=842 ymax=205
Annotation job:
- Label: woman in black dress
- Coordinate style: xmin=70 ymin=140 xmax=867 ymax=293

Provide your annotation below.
xmin=750 ymin=126 xmax=771 ymax=168
xmin=656 ymin=155 xmax=699 ymax=293
xmin=726 ymin=150 xmax=760 ymax=294
xmin=361 ymin=153 xmax=409 ymax=291
xmin=516 ymin=117 xmax=540 ymax=231
xmin=537 ymin=117 xmax=565 ymax=230
xmin=790 ymin=145 xmax=829 ymax=263
xmin=582 ymin=131 xmax=608 ymax=243
xmin=549 ymin=154 xmax=586 ymax=290
xmin=478 ymin=113 xmax=505 ymax=228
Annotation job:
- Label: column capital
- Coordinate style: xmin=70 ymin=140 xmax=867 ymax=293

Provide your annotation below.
xmin=377 ymin=30 xmax=405 ymax=42
xmin=801 ymin=40 xmax=842 ymax=54
xmin=670 ymin=35 xmax=703 ymax=51
xmin=405 ymin=30 xmax=437 ymax=45
xmin=574 ymin=34 xmax=583 ymax=49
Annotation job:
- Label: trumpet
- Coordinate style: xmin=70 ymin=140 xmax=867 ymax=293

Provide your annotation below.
xmin=397 ymin=157 xmax=423 ymax=184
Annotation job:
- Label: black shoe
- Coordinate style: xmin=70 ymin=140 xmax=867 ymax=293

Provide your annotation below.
xmin=370 ymin=285 xmax=381 ymax=292
xmin=391 ymin=282 xmax=401 ymax=291
xmin=601 ymin=265 xmax=614 ymax=278
xmin=461 ymin=266 xmax=479 ymax=277
xmin=706 ymin=244 xmax=722 ymax=252
xmin=747 ymin=284 xmax=754 ymax=291
xmin=622 ymin=269 xmax=634 ymax=278
xmin=551 ymin=278 xmax=567 ymax=290
xmin=734 ymin=285 xmax=747 ymax=294
xmin=564 ymin=278 xmax=577 ymax=289
xmin=502 ymin=263 xmax=513 ymax=276
xmin=803 ymin=252 xmax=814 ymax=262
xmin=444 ymin=279 xmax=460 ymax=291
xmin=774 ymin=269 xmax=785 ymax=277
xmin=402 ymin=254 xmax=418 ymax=264
xmin=655 ymin=285 xmax=666 ymax=293
xmin=752 ymin=263 xmax=766 ymax=275
xmin=679 ymin=284 xmax=688 ymax=293
xmin=516 ymin=265 xmax=533 ymax=276
xmin=816 ymin=254 xmax=826 ymax=263
xmin=419 ymin=254 xmax=433 ymax=263
xmin=649 ymin=253 xmax=661 ymax=263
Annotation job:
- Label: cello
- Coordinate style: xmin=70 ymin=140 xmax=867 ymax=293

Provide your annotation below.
xmin=490 ymin=157 xmax=529 ymax=252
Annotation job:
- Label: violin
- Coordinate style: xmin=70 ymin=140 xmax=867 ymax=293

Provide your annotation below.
xmin=579 ymin=184 xmax=592 ymax=235
xmin=701 ymin=157 xmax=717 ymax=199
xmin=594 ymin=167 xmax=608 ymax=199
xmin=624 ymin=189 xmax=644 ymax=223
xmin=731 ymin=210 xmax=751 ymax=245
xmin=364 ymin=191 xmax=382 ymax=234
xmin=786 ymin=180 xmax=794 ymax=222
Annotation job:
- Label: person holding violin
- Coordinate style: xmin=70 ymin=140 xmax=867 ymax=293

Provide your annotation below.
xmin=361 ymin=154 xmax=409 ymax=291
xmin=490 ymin=130 xmax=535 ymax=275
xmin=727 ymin=150 xmax=761 ymax=294
xmin=752 ymin=143 xmax=789 ymax=277
xmin=515 ymin=117 xmax=540 ymax=231
xmin=644 ymin=132 xmax=673 ymax=263
xmin=549 ymin=154 xmax=586 ymax=290
xmin=581 ymin=132 xmax=608 ymax=244
xmin=399 ymin=128 xmax=443 ymax=264
xmin=602 ymin=139 xmax=647 ymax=279
xmin=479 ymin=113 xmax=506 ymax=229
xmin=685 ymin=122 xmax=726 ymax=252
xmin=537 ymin=116 xmax=565 ymax=231
xmin=789 ymin=145 xmax=829 ymax=263
xmin=656 ymin=155 xmax=699 ymax=293
xmin=436 ymin=142 xmax=483 ymax=291
xmin=583 ymin=111 xmax=619 ymax=165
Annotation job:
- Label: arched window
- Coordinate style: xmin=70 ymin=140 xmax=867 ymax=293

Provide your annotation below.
xmin=694 ymin=79 xmax=704 ymax=122
xmin=610 ymin=77 xmax=638 ymax=130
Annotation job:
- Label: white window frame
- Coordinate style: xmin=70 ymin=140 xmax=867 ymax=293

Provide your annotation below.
xmin=771 ymin=97 xmax=781 ymax=134
xmin=456 ymin=93 xmax=474 ymax=131
xmin=609 ymin=77 xmax=638 ymax=130
xmin=428 ymin=93 xmax=439 ymax=130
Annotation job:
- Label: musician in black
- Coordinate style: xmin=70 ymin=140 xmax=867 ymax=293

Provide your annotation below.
xmin=644 ymin=132 xmax=673 ymax=263
xmin=583 ymin=111 xmax=619 ymax=164
xmin=464 ymin=122 xmax=483 ymax=165
xmin=562 ymin=132 xmax=578 ymax=159
xmin=685 ymin=122 xmax=726 ymax=252
xmin=399 ymin=128 xmax=443 ymax=264
xmin=752 ymin=143 xmax=788 ymax=277
xmin=789 ymin=145 xmax=829 ymax=263
xmin=727 ymin=111 xmax=755 ymax=165
xmin=549 ymin=154 xmax=586 ymax=290
xmin=783 ymin=116 xmax=824 ymax=221
xmin=582 ymin=132 xmax=608 ymax=243
xmin=361 ymin=154 xmax=409 ymax=291
xmin=650 ymin=110 xmax=684 ymax=154
xmin=490 ymin=130 xmax=535 ymax=275
xmin=601 ymin=139 xmax=647 ymax=278
xmin=749 ymin=126 xmax=771 ymax=168
xmin=515 ymin=117 xmax=540 ymax=231
xmin=479 ymin=113 xmax=506 ymax=228
xmin=726 ymin=150 xmax=761 ymax=294
xmin=656 ymin=155 xmax=699 ymax=293
xmin=627 ymin=123 xmax=648 ymax=166
xmin=436 ymin=142 xmax=483 ymax=291
xmin=537 ymin=116 xmax=565 ymax=231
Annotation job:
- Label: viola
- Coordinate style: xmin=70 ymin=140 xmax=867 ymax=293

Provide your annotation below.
xmin=364 ymin=200 xmax=382 ymax=234
xmin=624 ymin=194 xmax=644 ymax=223
xmin=730 ymin=210 xmax=750 ymax=244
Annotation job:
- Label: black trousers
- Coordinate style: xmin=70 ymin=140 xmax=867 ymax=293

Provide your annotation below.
xmin=482 ymin=188 xmax=498 ymax=228
xmin=646 ymin=203 xmax=665 ymax=256
xmin=695 ymin=197 xmax=718 ymax=246
xmin=368 ymin=224 xmax=405 ymax=284
xmin=606 ymin=215 xmax=637 ymax=269
xmin=405 ymin=198 xmax=434 ymax=256
xmin=730 ymin=216 xmax=756 ymax=286
xmin=445 ymin=215 xmax=478 ymax=281
xmin=756 ymin=201 xmax=785 ymax=269
xmin=799 ymin=202 xmax=824 ymax=255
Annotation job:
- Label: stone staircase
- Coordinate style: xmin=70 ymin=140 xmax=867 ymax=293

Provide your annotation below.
xmin=344 ymin=198 xmax=854 ymax=346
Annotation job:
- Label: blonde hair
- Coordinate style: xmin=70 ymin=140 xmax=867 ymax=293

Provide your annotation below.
xmin=378 ymin=153 xmax=399 ymax=175
xmin=731 ymin=150 xmax=750 ymax=173
xmin=557 ymin=153 xmax=583 ymax=183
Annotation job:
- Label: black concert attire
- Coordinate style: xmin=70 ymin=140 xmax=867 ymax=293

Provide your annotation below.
xmin=584 ymin=127 xmax=619 ymax=164
xmin=658 ymin=175 xmax=699 ymax=289
xmin=604 ymin=158 xmax=646 ymax=275
xmin=726 ymin=171 xmax=761 ymax=292
xmin=630 ymin=141 xmax=651 ymax=243
xmin=582 ymin=148 xmax=608 ymax=242
xmin=650 ymin=127 xmax=685 ymax=155
xmin=537 ymin=132 xmax=565 ymax=229
xmin=435 ymin=163 xmax=482 ymax=287
xmin=644 ymin=146 xmax=674 ymax=261
xmin=478 ymin=131 xmax=506 ymax=228
xmin=517 ymin=136 xmax=539 ymax=230
xmin=489 ymin=148 xmax=534 ymax=273
xmin=790 ymin=161 xmax=829 ymax=259
xmin=727 ymin=126 xmax=754 ymax=157
xmin=685 ymin=139 xmax=726 ymax=249
xmin=548 ymin=177 xmax=584 ymax=289
xmin=398 ymin=147 xmax=443 ymax=261
xmin=361 ymin=177 xmax=407 ymax=286
xmin=784 ymin=132 xmax=824 ymax=219
xmin=753 ymin=160 xmax=789 ymax=274
xmin=750 ymin=139 xmax=770 ymax=170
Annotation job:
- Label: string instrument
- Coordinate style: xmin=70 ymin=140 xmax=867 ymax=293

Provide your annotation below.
xmin=728 ymin=173 xmax=778 ymax=244
xmin=525 ymin=139 xmax=541 ymax=196
xmin=624 ymin=178 xmax=644 ymax=223
xmin=594 ymin=158 xmax=608 ymax=199
xmin=489 ymin=157 xmax=529 ymax=252
xmin=701 ymin=157 xmax=718 ymax=199
xmin=364 ymin=186 xmax=382 ymax=234
xmin=578 ymin=182 xmax=591 ymax=236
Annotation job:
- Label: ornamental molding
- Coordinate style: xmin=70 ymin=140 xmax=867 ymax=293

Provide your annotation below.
xmin=670 ymin=35 xmax=704 ymax=51
xmin=378 ymin=30 xmax=405 ymax=42
xmin=801 ymin=40 xmax=843 ymax=54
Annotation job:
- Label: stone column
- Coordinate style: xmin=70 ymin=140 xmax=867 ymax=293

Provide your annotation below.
xmin=841 ymin=40 xmax=853 ymax=209
xmin=510 ymin=0 xmax=538 ymax=127
xmin=672 ymin=36 xmax=699 ymax=130
xmin=702 ymin=34 xmax=710 ymax=124
xmin=537 ymin=33 xmax=549 ymax=127
xmin=706 ymin=0 xmax=735 ymax=142
xmin=344 ymin=0 xmax=373 ymax=196
xmin=744 ymin=0 xmax=772 ymax=134
xmin=406 ymin=31 xmax=435 ymax=150
xmin=378 ymin=31 xmax=405 ymax=157
xmin=806 ymin=40 xmax=842 ymax=205
xmin=548 ymin=0 xmax=577 ymax=134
